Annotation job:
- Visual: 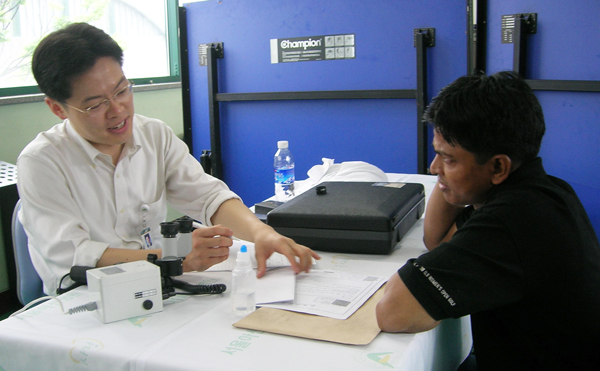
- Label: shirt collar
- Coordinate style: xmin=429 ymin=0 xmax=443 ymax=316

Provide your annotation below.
xmin=64 ymin=120 xmax=104 ymax=163
xmin=484 ymin=157 xmax=546 ymax=202
xmin=64 ymin=117 xmax=141 ymax=164
xmin=122 ymin=121 xmax=142 ymax=159
xmin=503 ymin=157 xmax=546 ymax=186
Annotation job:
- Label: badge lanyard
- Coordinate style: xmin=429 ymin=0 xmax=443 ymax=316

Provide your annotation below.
xmin=140 ymin=203 xmax=152 ymax=249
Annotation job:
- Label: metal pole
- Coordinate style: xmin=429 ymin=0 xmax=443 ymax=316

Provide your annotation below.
xmin=207 ymin=44 xmax=223 ymax=179
xmin=415 ymin=32 xmax=429 ymax=175
xmin=178 ymin=6 xmax=193 ymax=155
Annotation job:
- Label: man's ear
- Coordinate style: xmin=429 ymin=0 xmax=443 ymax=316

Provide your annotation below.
xmin=490 ymin=154 xmax=512 ymax=185
xmin=44 ymin=97 xmax=68 ymax=120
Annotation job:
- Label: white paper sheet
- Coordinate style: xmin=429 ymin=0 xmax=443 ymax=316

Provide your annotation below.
xmin=255 ymin=267 xmax=296 ymax=304
xmin=203 ymin=240 xmax=297 ymax=305
xmin=258 ymin=269 xmax=386 ymax=320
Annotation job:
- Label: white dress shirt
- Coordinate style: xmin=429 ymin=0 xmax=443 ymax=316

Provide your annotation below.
xmin=17 ymin=114 xmax=239 ymax=295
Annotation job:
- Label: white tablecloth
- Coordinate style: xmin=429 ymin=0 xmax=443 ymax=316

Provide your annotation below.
xmin=0 ymin=174 xmax=472 ymax=371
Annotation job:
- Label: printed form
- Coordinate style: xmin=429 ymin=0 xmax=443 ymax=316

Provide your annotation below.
xmin=259 ymin=270 xmax=386 ymax=320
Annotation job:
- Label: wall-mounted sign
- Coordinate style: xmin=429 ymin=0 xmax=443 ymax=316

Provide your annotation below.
xmin=198 ymin=43 xmax=224 ymax=66
xmin=270 ymin=34 xmax=355 ymax=64
xmin=198 ymin=44 xmax=210 ymax=66
xmin=501 ymin=14 xmax=517 ymax=44
xmin=501 ymin=13 xmax=537 ymax=44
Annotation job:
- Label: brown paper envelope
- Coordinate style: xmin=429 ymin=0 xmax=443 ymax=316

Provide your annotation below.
xmin=233 ymin=285 xmax=385 ymax=345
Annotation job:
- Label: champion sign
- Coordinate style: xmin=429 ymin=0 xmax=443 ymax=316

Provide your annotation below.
xmin=280 ymin=38 xmax=322 ymax=50
xmin=271 ymin=33 xmax=355 ymax=63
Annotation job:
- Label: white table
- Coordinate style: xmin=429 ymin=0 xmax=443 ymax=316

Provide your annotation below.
xmin=0 ymin=174 xmax=472 ymax=371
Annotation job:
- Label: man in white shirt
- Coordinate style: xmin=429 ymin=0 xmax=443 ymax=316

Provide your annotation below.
xmin=18 ymin=22 xmax=320 ymax=295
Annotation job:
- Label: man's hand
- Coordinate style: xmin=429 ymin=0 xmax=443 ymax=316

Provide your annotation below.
xmin=182 ymin=225 xmax=233 ymax=272
xmin=423 ymin=182 xmax=464 ymax=250
xmin=252 ymin=226 xmax=321 ymax=278
xmin=210 ymin=198 xmax=321 ymax=277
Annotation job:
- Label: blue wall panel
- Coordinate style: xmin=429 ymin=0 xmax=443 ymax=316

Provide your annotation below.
xmin=487 ymin=0 xmax=600 ymax=235
xmin=184 ymin=0 xmax=466 ymax=206
xmin=488 ymin=1 xmax=600 ymax=80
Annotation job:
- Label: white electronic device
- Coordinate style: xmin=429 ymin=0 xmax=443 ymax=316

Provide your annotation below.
xmin=86 ymin=260 xmax=163 ymax=323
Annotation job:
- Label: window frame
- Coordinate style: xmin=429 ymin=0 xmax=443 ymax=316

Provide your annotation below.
xmin=0 ymin=0 xmax=181 ymax=99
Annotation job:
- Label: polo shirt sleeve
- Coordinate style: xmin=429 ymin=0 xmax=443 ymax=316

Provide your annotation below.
xmin=399 ymin=207 xmax=526 ymax=320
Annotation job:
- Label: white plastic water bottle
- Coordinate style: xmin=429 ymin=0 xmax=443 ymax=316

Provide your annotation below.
xmin=231 ymin=245 xmax=256 ymax=316
xmin=274 ymin=140 xmax=295 ymax=201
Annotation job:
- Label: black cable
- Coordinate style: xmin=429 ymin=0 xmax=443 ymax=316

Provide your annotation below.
xmin=56 ymin=282 xmax=84 ymax=295
xmin=57 ymin=272 xmax=83 ymax=295
xmin=57 ymin=272 xmax=70 ymax=292
xmin=173 ymin=291 xmax=221 ymax=296
xmin=172 ymin=279 xmax=227 ymax=295
xmin=56 ymin=266 xmax=91 ymax=295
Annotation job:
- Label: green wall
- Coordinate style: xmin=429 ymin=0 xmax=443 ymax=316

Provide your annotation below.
xmin=0 ymin=87 xmax=185 ymax=164
xmin=0 ymin=86 xmax=184 ymax=294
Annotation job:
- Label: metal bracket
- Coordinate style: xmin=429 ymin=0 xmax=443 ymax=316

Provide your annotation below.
xmin=521 ymin=13 xmax=537 ymax=34
xmin=211 ymin=42 xmax=224 ymax=58
xmin=414 ymin=28 xmax=435 ymax=47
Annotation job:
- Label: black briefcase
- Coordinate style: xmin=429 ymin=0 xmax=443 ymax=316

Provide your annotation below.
xmin=267 ymin=181 xmax=425 ymax=254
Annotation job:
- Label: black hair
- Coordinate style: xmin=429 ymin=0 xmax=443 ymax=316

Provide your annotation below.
xmin=32 ymin=22 xmax=123 ymax=103
xmin=423 ymin=71 xmax=545 ymax=164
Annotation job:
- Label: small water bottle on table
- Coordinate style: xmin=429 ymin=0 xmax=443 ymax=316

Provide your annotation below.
xmin=274 ymin=140 xmax=295 ymax=202
xmin=231 ymin=245 xmax=256 ymax=316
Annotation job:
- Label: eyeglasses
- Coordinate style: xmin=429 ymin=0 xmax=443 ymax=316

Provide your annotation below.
xmin=65 ymin=82 xmax=134 ymax=116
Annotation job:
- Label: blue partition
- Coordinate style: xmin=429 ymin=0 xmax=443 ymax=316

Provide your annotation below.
xmin=183 ymin=0 xmax=466 ymax=205
xmin=487 ymin=0 xmax=600 ymax=236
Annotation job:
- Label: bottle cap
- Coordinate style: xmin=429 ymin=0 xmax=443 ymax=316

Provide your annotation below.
xmin=277 ymin=140 xmax=288 ymax=149
xmin=236 ymin=245 xmax=251 ymax=265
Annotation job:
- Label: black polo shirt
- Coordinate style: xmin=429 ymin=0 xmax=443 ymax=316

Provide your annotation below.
xmin=399 ymin=158 xmax=600 ymax=370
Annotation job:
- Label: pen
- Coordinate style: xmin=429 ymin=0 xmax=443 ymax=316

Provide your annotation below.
xmin=192 ymin=221 xmax=237 ymax=240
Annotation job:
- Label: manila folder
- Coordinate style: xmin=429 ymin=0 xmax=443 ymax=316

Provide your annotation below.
xmin=232 ymin=285 xmax=384 ymax=345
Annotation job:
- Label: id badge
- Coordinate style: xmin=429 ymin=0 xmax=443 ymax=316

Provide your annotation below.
xmin=141 ymin=227 xmax=153 ymax=249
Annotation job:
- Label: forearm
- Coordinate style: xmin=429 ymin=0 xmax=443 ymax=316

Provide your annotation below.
xmin=423 ymin=183 xmax=464 ymax=250
xmin=97 ymin=247 xmax=162 ymax=267
xmin=210 ymin=198 xmax=273 ymax=242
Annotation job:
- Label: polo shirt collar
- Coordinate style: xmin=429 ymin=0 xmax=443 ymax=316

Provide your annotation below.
xmin=485 ymin=157 xmax=546 ymax=202
xmin=503 ymin=157 xmax=546 ymax=186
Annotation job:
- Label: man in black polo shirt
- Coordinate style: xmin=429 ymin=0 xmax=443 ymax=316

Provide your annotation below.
xmin=376 ymin=71 xmax=600 ymax=370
